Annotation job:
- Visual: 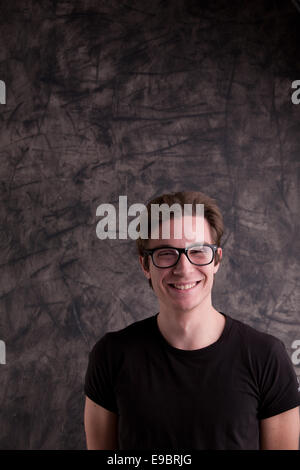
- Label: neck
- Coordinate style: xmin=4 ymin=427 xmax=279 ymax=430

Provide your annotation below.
xmin=157 ymin=300 xmax=225 ymax=350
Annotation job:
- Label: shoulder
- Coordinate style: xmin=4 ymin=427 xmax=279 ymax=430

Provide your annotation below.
xmin=90 ymin=314 xmax=157 ymax=356
xmin=228 ymin=315 xmax=295 ymax=386
xmin=229 ymin=315 xmax=286 ymax=358
xmin=230 ymin=315 xmax=281 ymax=345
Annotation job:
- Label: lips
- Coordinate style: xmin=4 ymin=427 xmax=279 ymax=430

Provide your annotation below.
xmin=168 ymin=280 xmax=202 ymax=291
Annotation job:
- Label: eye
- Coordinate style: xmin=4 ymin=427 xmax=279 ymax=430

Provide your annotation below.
xmin=157 ymin=249 xmax=177 ymax=257
xmin=188 ymin=245 xmax=213 ymax=263
xmin=190 ymin=248 xmax=205 ymax=254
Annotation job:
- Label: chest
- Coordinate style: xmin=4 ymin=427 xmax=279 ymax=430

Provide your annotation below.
xmin=115 ymin=349 xmax=260 ymax=425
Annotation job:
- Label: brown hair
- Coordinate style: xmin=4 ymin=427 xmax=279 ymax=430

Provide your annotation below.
xmin=136 ymin=191 xmax=224 ymax=289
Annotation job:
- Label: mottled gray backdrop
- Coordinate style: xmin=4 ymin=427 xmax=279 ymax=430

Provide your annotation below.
xmin=0 ymin=0 xmax=299 ymax=450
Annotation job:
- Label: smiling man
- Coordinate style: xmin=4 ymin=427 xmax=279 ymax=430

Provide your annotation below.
xmin=84 ymin=191 xmax=300 ymax=450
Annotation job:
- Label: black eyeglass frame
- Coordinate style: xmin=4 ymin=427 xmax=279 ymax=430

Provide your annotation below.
xmin=143 ymin=243 xmax=219 ymax=268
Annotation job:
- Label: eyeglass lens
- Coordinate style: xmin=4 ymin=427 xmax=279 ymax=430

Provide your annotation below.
xmin=153 ymin=245 xmax=213 ymax=267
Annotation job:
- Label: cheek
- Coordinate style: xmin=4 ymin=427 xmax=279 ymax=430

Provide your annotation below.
xmin=201 ymin=268 xmax=214 ymax=281
xmin=148 ymin=266 xmax=160 ymax=285
xmin=150 ymin=269 xmax=168 ymax=288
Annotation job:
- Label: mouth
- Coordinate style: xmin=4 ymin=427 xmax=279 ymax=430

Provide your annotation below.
xmin=168 ymin=280 xmax=202 ymax=291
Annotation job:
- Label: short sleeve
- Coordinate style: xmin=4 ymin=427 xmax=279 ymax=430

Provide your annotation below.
xmin=257 ymin=338 xmax=300 ymax=419
xmin=84 ymin=334 xmax=118 ymax=413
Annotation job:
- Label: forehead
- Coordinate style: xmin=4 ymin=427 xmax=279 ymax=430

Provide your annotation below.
xmin=148 ymin=215 xmax=213 ymax=248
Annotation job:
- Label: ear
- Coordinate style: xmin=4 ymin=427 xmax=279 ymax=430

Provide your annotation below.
xmin=139 ymin=255 xmax=151 ymax=279
xmin=213 ymin=247 xmax=222 ymax=274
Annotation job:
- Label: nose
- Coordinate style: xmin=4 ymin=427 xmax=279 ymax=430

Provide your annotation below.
xmin=172 ymin=252 xmax=195 ymax=275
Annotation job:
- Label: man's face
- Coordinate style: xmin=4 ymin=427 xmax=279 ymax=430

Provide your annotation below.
xmin=139 ymin=216 xmax=222 ymax=314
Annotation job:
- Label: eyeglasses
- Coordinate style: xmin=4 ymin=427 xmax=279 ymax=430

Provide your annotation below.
xmin=143 ymin=244 xmax=218 ymax=268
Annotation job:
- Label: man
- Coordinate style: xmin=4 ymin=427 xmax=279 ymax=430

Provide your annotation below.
xmin=84 ymin=191 xmax=300 ymax=450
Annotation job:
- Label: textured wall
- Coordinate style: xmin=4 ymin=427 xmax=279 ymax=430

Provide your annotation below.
xmin=0 ymin=0 xmax=299 ymax=450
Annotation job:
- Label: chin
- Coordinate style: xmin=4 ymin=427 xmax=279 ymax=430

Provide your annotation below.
xmin=171 ymin=299 xmax=201 ymax=312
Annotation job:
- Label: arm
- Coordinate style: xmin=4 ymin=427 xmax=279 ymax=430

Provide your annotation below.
xmin=84 ymin=396 xmax=118 ymax=450
xmin=259 ymin=406 xmax=300 ymax=450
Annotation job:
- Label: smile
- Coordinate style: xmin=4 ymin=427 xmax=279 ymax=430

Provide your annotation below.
xmin=168 ymin=280 xmax=201 ymax=291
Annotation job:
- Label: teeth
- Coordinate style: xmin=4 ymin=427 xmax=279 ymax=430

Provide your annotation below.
xmin=173 ymin=282 xmax=197 ymax=290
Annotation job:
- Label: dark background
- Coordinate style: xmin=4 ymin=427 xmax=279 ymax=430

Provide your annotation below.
xmin=0 ymin=0 xmax=299 ymax=450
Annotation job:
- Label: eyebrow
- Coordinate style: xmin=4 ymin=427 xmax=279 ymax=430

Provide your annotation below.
xmin=148 ymin=242 xmax=211 ymax=249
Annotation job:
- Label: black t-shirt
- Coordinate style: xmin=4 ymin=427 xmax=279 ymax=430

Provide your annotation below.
xmin=84 ymin=312 xmax=300 ymax=450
